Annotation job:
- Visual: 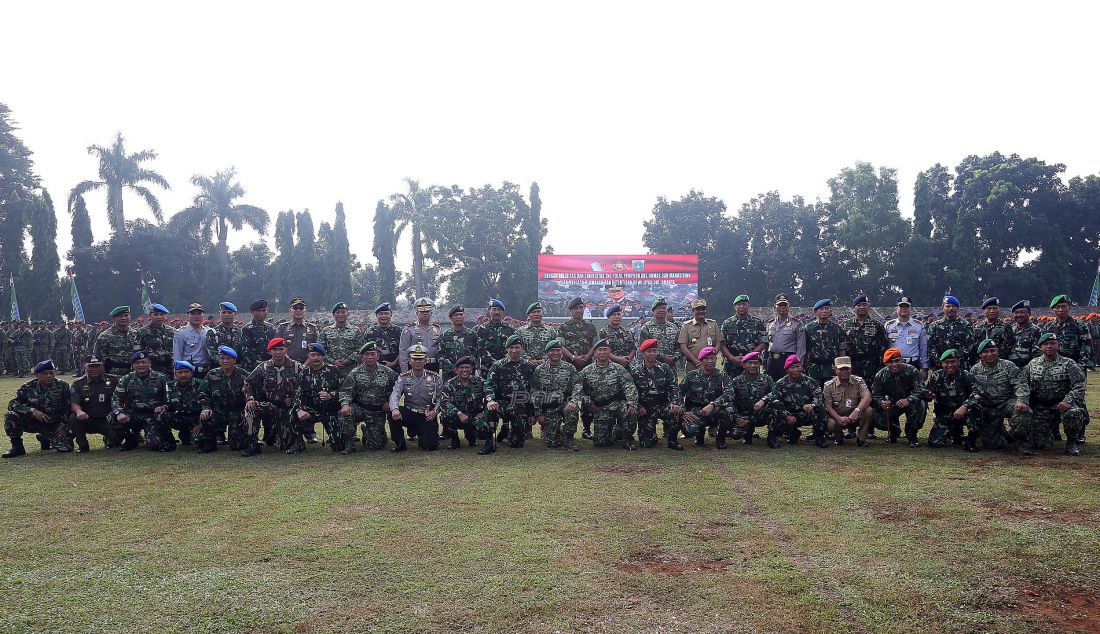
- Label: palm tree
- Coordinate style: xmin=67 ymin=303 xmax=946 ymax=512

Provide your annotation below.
xmin=68 ymin=132 xmax=170 ymax=234
xmin=170 ymin=168 xmax=269 ymax=293
xmin=390 ymin=177 xmax=442 ymax=298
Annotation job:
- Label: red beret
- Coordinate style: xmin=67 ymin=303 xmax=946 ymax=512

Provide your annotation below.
xmin=639 ymin=339 xmax=659 ymax=351
xmin=267 ymin=337 xmax=288 ymax=351
xmin=883 ymin=348 xmax=902 ymax=363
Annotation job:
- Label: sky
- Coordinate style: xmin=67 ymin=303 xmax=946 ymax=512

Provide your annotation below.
xmin=3 ymin=1 xmax=1098 ymax=273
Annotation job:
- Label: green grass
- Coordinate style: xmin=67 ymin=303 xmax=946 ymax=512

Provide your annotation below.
xmin=1 ymin=375 xmax=1098 ymax=633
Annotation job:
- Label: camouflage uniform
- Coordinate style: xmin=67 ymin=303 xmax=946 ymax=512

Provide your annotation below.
xmin=137 ymin=323 xmax=177 ymax=374
xmin=679 ymin=367 xmax=733 ymax=445
xmin=207 ymin=324 xmax=245 ymax=367
xmin=639 ymin=319 xmax=682 ymax=368
xmin=160 ymin=378 xmax=208 ymax=450
xmin=203 ymin=366 xmax=247 ymax=449
xmin=318 ymin=324 xmax=364 ymax=378
xmin=557 ymin=319 xmax=598 ymax=365
xmin=474 ymin=321 xmax=517 ymax=376
xmin=52 ymin=326 xmax=71 ymax=374
xmin=10 ymin=327 xmax=33 ymax=377
xmin=437 ymin=326 xmax=477 ymax=381
xmin=436 ymin=374 xmax=486 ymax=448
xmin=340 ymin=363 xmax=397 ymax=450
xmin=971 ymin=359 xmax=1031 ymax=450
xmin=531 ymin=360 xmax=578 ymax=447
xmin=597 ymin=324 xmax=637 ymax=361
xmin=365 ymin=323 xmax=403 ymax=369
xmin=630 ymin=360 xmax=680 ymax=447
xmin=243 ymin=359 xmax=303 ymax=452
xmin=298 ymin=362 xmax=346 ymax=450
xmin=240 ymin=319 xmax=277 ymax=372
xmin=972 ymin=319 xmax=1015 ymax=363
xmin=6 ymin=377 xmax=72 ymax=451
xmin=1024 ymin=354 xmax=1087 ymax=450
xmin=715 ymin=371 xmax=775 ymax=443
xmin=111 ymin=370 xmax=169 ymax=450
xmin=924 ymin=368 xmax=984 ymax=448
xmin=802 ymin=320 xmax=847 ymax=385
xmin=719 ymin=313 xmax=767 ymax=378
xmin=93 ymin=326 xmax=139 ymax=376
xmin=71 ymin=325 xmax=90 ymax=371
xmin=870 ymin=364 xmax=927 ymax=444
xmin=927 ymin=317 xmax=974 ymax=370
xmin=484 ymin=357 xmax=535 ymax=447
xmin=571 ymin=362 xmax=639 ymax=447
xmin=1008 ymin=321 xmax=1043 ymax=368
xmin=517 ymin=322 xmax=556 ymax=363
xmin=31 ymin=325 xmax=50 ymax=366
xmin=764 ymin=374 xmax=827 ymax=444
xmin=841 ymin=317 xmax=889 ymax=383
xmin=1041 ymin=317 xmax=1093 ymax=367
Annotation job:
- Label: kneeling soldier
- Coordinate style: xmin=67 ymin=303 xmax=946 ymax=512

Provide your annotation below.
xmin=201 ymin=346 xmax=247 ymax=451
xmin=571 ymin=339 xmax=638 ymax=449
xmin=69 ymin=357 xmax=117 ymax=452
xmin=111 ymin=350 xmax=169 ymax=451
xmin=532 ymin=340 xmax=579 ymax=450
xmin=1026 ymin=333 xmax=1087 ymax=456
xmin=160 ymin=361 xmax=207 ymax=452
xmin=823 ymin=356 xmax=873 ymax=446
xmin=872 ymin=347 xmax=927 ymax=447
xmin=705 ymin=351 xmax=773 ymax=445
xmin=297 ymin=343 xmax=346 ymax=453
xmin=4 ymin=360 xmax=72 ymax=457
xmin=680 ymin=346 xmax=733 ymax=448
xmin=970 ymin=339 xmax=1032 ymax=454
xmin=243 ymin=338 xmax=303 ymax=456
xmin=340 ymin=342 xmax=397 ymax=452
xmin=761 ymin=355 xmax=828 ymax=448
xmin=632 ymin=338 xmax=682 ymax=449
xmin=437 ymin=356 xmax=486 ymax=450
xmin=483 ymin=336 xmax=536 ymax=451
xmin=923 ymin=349 xmax=984 ymax=451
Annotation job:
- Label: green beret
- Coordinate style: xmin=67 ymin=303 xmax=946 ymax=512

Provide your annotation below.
xmin=359 ymin=341 xmax=377 ymax=354
xmin=938 ymin=349 xmax=959 ymax=362
xmin=593 ymin=338 xmax=610 ymax=349
xmin=543 ymin=339 xmax=562 ymax=352
xmin=1049 ymin=294 xmax=1070 ymax=308
xmin=976 ymin=339 xmax=996 ymax=354
xmin=650 ymin=297 xmax=668 ymax=310
xmin=526 ymin=302 xmax=543 ymax=314
xmin=567 ymin=297 xmax=584 ymax=310
xmin=331 ymin=302 xmax=348 ymax=313
xmin=505 ymin=334 xmax=522 ymax=347
xmin=734 ymin=294 xmax=750 ymax=304
xmin=109 ymin=306 xmax=130 ymax=318
xmin=1038 ymin=332 xmax=1057 ymax=345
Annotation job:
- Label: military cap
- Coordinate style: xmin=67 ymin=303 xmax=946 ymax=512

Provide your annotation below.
xmin=734 ymin=294 xmax=750 ymax=304
xmin=1038 ymin=332 xmax=1058 ymax=345
xmin=33 ymin=360 xmax=55 ymax=374
xmin=1011 ymin=300 xmax=1030 ymax=312
xmin=289 ymin=298 xmax=306 ymax=309
xmin=773 ymin=293 xmax=790 ymax=306
xmin=897 ymin=296 xmax=912 ymax=307
xmin=359 ymin=341 xmax=377 ymax=354
xmin=639 ymin=338 xmax=658 ymax=351
xmin=567 ymin=297 xmax=585 ymax=310
xmin=488 ymin=298 xmax=505 ymax=310
xmin=593 ymin=338 xmax=610 ymax=349
xmin=834 ymin=356 xmax=853 ymax=368
xmin=448 ymin=305 xmax=464 ymax=317
xmin=938 ymin=349 xmax=960 ymax=362
xmin=1049 ymin=294 xmax=1070 ymax=308
xmin=943 ymin=295 xmax=960 ymax=307
xmin=852 ymin=294 xmax=869 ymax=306
xmin=741 ymin=351 xmax=762 ymax=363
xmin=130 ymin=350 xmax=149 ymax=362
xmin=883 ymin=348 xmax=902 ymax=363
xmin=186 ymin=303 xmax=204 ymax=313
xmin=331 ymin=302 xmax=348 ymax=313
xmin=309 ymin=342 xmax=327 ymax=356
xmin=526 ymin=302 xmax=543 ymax=315
xmin=149 ymin=303 xmax=169 ymax=314
xmin=249 ymin=299 xmax=268 ymax=311
xmin=783 ymin=354 xmax=801 ymax=370
xmin=544 ymin=339 xmax=563 ymax=352
xmin=976 ymin=339 xmax=997 ymax=354
xmin=414 ymin=297 xmax=434 ymax=312
xmin=604 ymin=304 xmax=622 ymax=318
xmin=219 ymin=302 xmax=238 ymax=313
xmin=85 ymin=357 xmax=104 ymax=366
xmin=698 ymin=346 xmax=717 ymax=360
xmin=109 ymin=306 xmax=130 ymax=318
xmin=980 ymin=297 xmax=998 ymax=309
xmin=690 ymin=298 xmax=707 ymax=309
xmin=454 ymin=355 xmax=474 ymax=368
xmin=813 ymin=299 xmax=831 ymax=311
xmin=267 ymin=337 xmax=288 ymax=351
xmin=174 ymin=360 xmax=195 ymax=372
xmin=374 ymin=302 xmax=391 ymax=314
xmin=963 ymin=310 xmax=974 ymax=318
xmin=650 ymin=297 xmax=668 ymax=310
xmin=408 ymin=343 xmax=428 ymax=358
xmin=504 ymin=334 xmax=522 ymax=348
xmin=217 ymin=345 xmax=238 ymax=359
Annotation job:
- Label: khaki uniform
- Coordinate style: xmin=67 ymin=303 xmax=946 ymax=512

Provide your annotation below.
xmin=677 ymin=318 xmax=721 ymax=373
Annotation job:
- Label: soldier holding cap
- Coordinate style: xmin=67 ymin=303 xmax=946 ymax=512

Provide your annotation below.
xmin=340 ymin=342 xmax=398 ymax=451
xmin=4 ymin=360 xmax=72 ymax=457
xmin=93 ymin=306 xmax=139 ymax=376
xmin=240 ymin=299 xmax=277 ymax=372
xmin=277 ymin=298 xmax=319 ymax=366
xmin=437 ymin=306 xmax=476 ymax=381
xmin=822 ymin=356 xmax=873 ymax=446
xmin=764 ymin=294 xmax=805 ymax=381
xmin=366 ymin=303 xmax=403 ymax=371
xmin=884 ymin=296 xmax=929 ymax=376
xmin=400 ymin=298 xmax=441 ymax=372
xmin=68 ymin=357 xmax=116 ymax=452
xmin=678 ymin=298 xmax=722 ymax=373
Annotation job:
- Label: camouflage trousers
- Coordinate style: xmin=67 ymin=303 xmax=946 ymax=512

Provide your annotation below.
xmin=769 ymin=405 xmax=827 ymax=440
xmin=635 ymin=402 xmax=679 ymax=447
xmin=345 ymin=405 xmax=388 ymax=450
xmin=303 ymin=412 xmax=342 ymax=451
xmin=852 ymin=359 xmax=884 ymax=386
xmin=157 ymin=411 xmax=199 ymax=450
xmin=244 ymin=404 xmax=298 ymax=451
xmin=475 ymin=409 xmax=528 ymax=447
xmin=5 ymin=412 xmax=69 ymax=450
xmin=1032 ymin=404 xmax=1086 ymax=450
xmin=927 ymin=411 xmax=979 ymax=448
xmin=874 ymin=400 xmax=927 ymax=443
xmin=108 ymin=412 xmax=162 ymax=451
xmin=537 ymin=406 xmax=576 ymax=448
xmin=588 ymin=400 xmax=632 ymax=447
xmin=440 ymin=411 xmax=481 ymax=447
xmin=683 ymin=406 xmax=732 ymax=445
xmin=978 ymin=401 xmax=1031 ymax=450
xmin=805 ymin=363 xmax=836 ymax=387
xmin=32 ymin=345 xmax=48 ymax=365
xmin=731 ymin=410 xmax=771 ymax=441
xmin=13 ymin=349 xmax=31 ymax=376
xmin=54 ymin=348 xmax=70 ymax=374
xmin=208 ymin=409 xmax=244 ymax=450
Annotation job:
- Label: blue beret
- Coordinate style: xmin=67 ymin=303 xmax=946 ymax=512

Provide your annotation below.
xmin=604 ymin=304 xmax=622 ymax=317
xmin=1011 ymin=300 xmax=1030 ymax=312
xmin=219 ymin=302 xmax=238 ymax=313
xmin=813 ymin=299 xmax=831 ymax=310
xmin=174 ymin=360 xmax=195 ymax=371
xmin=488 ymin=299 xmax=505 ymax=310
xmin=981 ymin=297 xmax=998 ymax=309
xmin=943 ymin=295 xmax=960 ymax=307
xmin=249 ymin=299 xmax=268 ymax=311
xmin=374 ymin=302 xmax=391 ymax=314
xmin=309 ymin=343 xmax=327 ymax=356
xmin=852 ymin=295 xmax=868 ymax=306
xmin=33 ymin=360 xmax=55 ymax=373
xmin=149 ymin=303 xmax=169 ymax=314
xmin=130 ymin=350 xmax=149 ymax=362
xmin=217 ymin=345 xmax=238 ymax=359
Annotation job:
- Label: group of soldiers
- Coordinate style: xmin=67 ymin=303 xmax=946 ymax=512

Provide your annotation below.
xmin=0 ymin=319 xmax=93 ymax=377
xmin=2 ymin=291 xmax=1092 ymax=459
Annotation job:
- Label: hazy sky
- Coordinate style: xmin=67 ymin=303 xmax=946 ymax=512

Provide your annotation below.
xmin=4 ymin=1 xmax=1097 ymax=271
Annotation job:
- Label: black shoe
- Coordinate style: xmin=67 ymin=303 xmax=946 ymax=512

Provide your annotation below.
xmin=120 ymin=435 xmax=139 ymax=451
xmin=844 ymin=430 xmax=857 ymax=439
xmin=834 ymin=436 xmax=845 ymax=446
xmin=495 ymin=425 xmax=510 ymax=443
xmin=75 ymin=444 xmax=89 ymax=453
xmin=36 ymin=433 xmax=49 ymax=451
xmin=478 ymin=438 xmax=496 ymax=455
xmin=1066 ymin=441 xmax=1081 ymax=456
xmin=582 ymin=429 xmax=593 ymax=440
xmin=716 ymin=440 xmax=727 ymax=449
xmin=667 ymin=438 xmax=684 ymax=450
xmin=815 ymin=438 xmax=828 ymax=448
xmin=623 ymin=441 xmax=637 ymax=450
xmin=767 ymin=439 xmax=781 ymax=449
xmin=217 ymin=433 xmax=228 ymax=445
xmin=341 ymin=446 xmax=356 ymax=456
xmin=965 ymin=436 xmax=978 ymax=453
xmin=2 ymin=440 xmax=26 ymax=458
xmin=196 ymin=444 xmax=217 ymax=454
xmin=856 ymin=439 xmax=867 ymax=448
xmin=306 ymin=433 xmax=319 ymax=444
xmin=908 ymin=440 xmax=921 ymax=448
xmin=179 ymin=432 xmax=192 ymax=446
xmin=887 ymin=435 xmax=898 ymax=445
xmin=241 ymin=443 xmax=262 ymax=457
xmin=1077 ymin=434 xmax=1086 ymax=444
xmin=867 ymin=431 xmax=878 ymax=439
xmin=390 ymin=443 xmax=407 ymax=453
xmin=564 ymin=441 xmax=579 ymax=452
xmin=448 ymin=437 xmax=461 ymax=450
xmin=694 ymin=438 xmax=705 ymax=446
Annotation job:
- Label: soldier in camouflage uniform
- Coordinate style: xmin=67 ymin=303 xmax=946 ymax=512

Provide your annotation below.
xmin=0 ymin=321 xmax=7 ymax=375
xmin=240 ymin=299 xmax=278 ymax=372
xmin=32 ymin=321 xmax=50 ymax=366
xmin=10 ymin=321 xmax=32 ymax=377
xmin=762 ymin=355 xmax=828 ymax=448
xmin=719 ymin=294 xmax=767 ymax=379
xmin=802 ymin=299 xmax=848 ymax=386
xmin=679 ymin=347 xmax=733 ymax=448
xmin=598 ymin=304 xmax=637 ymax=368
xmin=206 ymin=303 xmax=245 ymax=370
xmin=318 ymin=302 xmax=364 ymax=380
xmin=971 ymin=339 xmax=1032 ymax=453
xmin=474 ymin=299 xmax=516 ymax=376
xmin=927 ymin=296 xmax=974 ymax=370
xmin=706 ymin=351 xmax=774 ymax=445
xmin=52 ymin=322 xmax=71 ymax=375
xmin=137 ymin=304 xmax=176 ymax=375
xmin=437 ymin=306 xmax=477 ymax=381
xmin=159 ymin=361 xmax=207 ymax=452
xmin=517 ymin=302 xmax=556 ymax=366
xmin=639 ymin=298 xmax=682 ymax=370
xmin=3 ymin=360 xmax=72 ymax=457
xmin=70 ymin=320 xmax=89 ymax=375
xmin=1007 ymin=300 xmax=1041 ymax=368
xmin=841 ymin=294 xmax=890 ymax=383
xmin=557 ymin=297 xmax=598 ymax=438
xmin=571 ymin=339 xmax=639 ymax=449
xmin=366 ymin=302 xmax=403 ymax=372
xmin=297 ymin=343 xmax=347 ymax=453
xmin=631 ymin=339 xmax=682 ymax=449
xmin=436 ymin=355 xmax=484 ymax=450
xmin=1042 ymin=295 xmax=1092 ymax=444
xmin=243 ymin=338 xmax=303 ymax=456
xmin=200 ymin=346 xmax=247 ymax=451
xmin=1026 ymin=333 xmax=1087 ymax=455
xmin=871 ymin=348 xmax=927 ymax=447
xmin=531 ymin=340 xmax=579 ymax=450
xmin=340 ymin=342 xmax=397 ymax=451
xmin=971 ymin=298 xmax=1015 ymax=363
xmin=923 ymin=349 xmax=985 ymax=451
xmin=483 ymin=335 xmax=535 ymax=451
xmin=111 ymin=350 xmax=169 ymax=451
xmin=94 ymin=306 xmax=140 ymax=377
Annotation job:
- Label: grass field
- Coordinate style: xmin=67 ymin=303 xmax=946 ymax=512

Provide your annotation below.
xmin=0 ymin=375 xmax=1097 ymax=634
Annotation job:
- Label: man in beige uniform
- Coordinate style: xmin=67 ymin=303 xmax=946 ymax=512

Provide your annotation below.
xmin=678 ymin=299 xmax=722 ymax=373
xmin=822 ymin=356 xmax=873 ymax=446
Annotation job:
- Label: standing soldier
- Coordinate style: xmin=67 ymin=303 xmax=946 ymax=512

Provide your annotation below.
xmin=598 ymin=304 xmax=637 ymax=368
xmin=679 ymin=347 xmax=733 ymax=448
xmin=110 ymin=350 xmax=169 ymax=451
xmin=399 ymin=298 xmax=441 ymax=372
xmin=517 ymin=302 xmax=556 ymax=366
xmin=923 ymin=349 xmax=985 ymax=451
xmin=639 ymin=298 xmax=682 ymax=370
xmin=972 ymin=298 xmax=1015 ymax=361
xmin=240 ymin=299 xmax=277 ymax=372
xmin=173 ymin=304 xmax=214 ymax=378
xmin=719 ymin=294 xmax=768 ymax=379
xmin=3 ymin=360 xmax=72 ymax=457
xmin=482 ymin=336 xmax=535 ymax=451
xmin=473 ymin=299 xmax=516 ymax=376
xmin=1026 ymin=333 xmax=1087 ymax=455
xmin=678 ymin=298 xmax=722 ymax=374
xmin=206 ymin=302 xmax=245 ymax=367
xmin=297 ymin=343 xmax=347 ymax=453
xmin=437 ymin=306 xmax=476 ymax=381
xmin=436 ymin=356 xmax=485 ymax=450
xmin=760 ymin=355 xmax=828 ymax=448
xmin=389 ymin=344 xmax=444 ymax=452
xmin=1007 ymin=300 xmax=1041 ymax=368
xmin=802 ymin=299 xmax=847 ymax=386
xmin=366 ymin=302 xmax=403 ymax=372
xmin=340 ymin=342 xmax=397 ymax=452
xmin=31 ymin=321 xmax=50 ymax=366
xmin=1042 ymin=294 xmax=1092 ymax=445
xmin=871 ymin=348 xmax=927 ymax=447
xmin=884 ymin=296 xmax=929 ymax=377
xmin=927 ymin=296 xmax=974 ymax=370
xmin=318 ymin=302 xmax=364 ymax=380
xmin=0 ymin=321 xmax=7 ymax=375
xmin=971 ymin=339 xmax=1032 ymax=454
xmin=68 ymin=357 xmax=116 ymax=452
xmin=531 ymin=340 xmax=579 ymax=450
xmin=277 ymin=298 xmax=319 ymax=365
xmin=52 ymin=321 xmax=71 ymax=375
xmin=70 ymin=320 xmax=89 ymax=375
xmin=12 ymin=321 xmax=34 ymax=377
xmin=571 ymin=339 xmax=639 ymax=449
xmin=160 ymin=361 xmax=207 ymax=451
xmin=631 ymin=339 xmax=682 ymax=449
xmin=841 ymin=294 xmax=890 ymax=384
xmin=200 ymin=346 xmax=247 ymax=450
xmin=557 ymin=297 xmax=598 ymax=438
xmin=764 ymin=294 xmax=805 ymax=381
xmin=93 ymin=307 xmax=138 ymax=377
xmin=137 ymin=304 xmax=176 ymax=375
xmin=242 ymin=338 xmax=303 ymax=455
xmin=821 ymin=356 xmax=873 ymax=446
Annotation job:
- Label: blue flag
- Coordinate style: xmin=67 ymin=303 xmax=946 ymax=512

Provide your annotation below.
xmin=9 ymin=274 xmax=19 ymax=321
xmin=69 ymin=272 xmax=85 ymax=322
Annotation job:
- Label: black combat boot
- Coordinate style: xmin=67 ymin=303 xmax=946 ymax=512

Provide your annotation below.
xmin=3 ymin=438 xmax=26 ymax=458
xmin=1065 ymin=439 xmax=1081 ymax=456
xmin=178 ymin=429 xmax=193 ymax=446
xmin=965 ymin=432 xmax=978 ymax=453
xmin=715 ymin=425 xmax=728 ymax=450
xmin=389 ymin=420 xmax=407 ymax=453
xmin=120 ymin=433 xmax=139 ymax=451
xmin=35 ymin=433 xmax=49 ymax=451
xmin=582 ymin=422 xmax=592 ymax=439
xmin=787 ymin=428 xmax=801 ymax=445
xmin=240 ymin=441 xmax=262 ymax=457
xmin=667 ymin=430 xmax=684 ymax=450
xmin=495 ymin=422 xmax=510 ymax=443
xmin=766 ymin=431 xmax=780 ymax=449
xmin=448 ymin=430 xmax=461 ymax=450
xmin=196 ymin=440 xmax=217 ymax=454
xmin=478 ymin=434 xmax=496 ymax=455
xmin=75 ymin=437 xmax=90 ymax=453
